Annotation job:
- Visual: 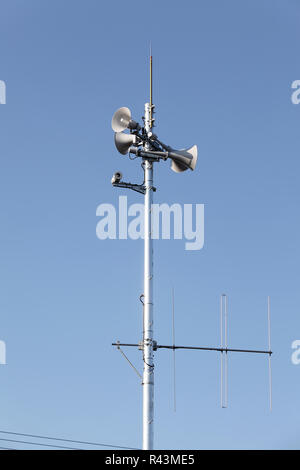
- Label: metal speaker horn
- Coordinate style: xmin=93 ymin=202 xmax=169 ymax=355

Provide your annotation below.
xmin=114 ymin=132 xmax=137 ymax=155
xmin=169 ymin=145 xmax=198 ymax=173
xmin=111 ymin=107 xmax=139 ymax=133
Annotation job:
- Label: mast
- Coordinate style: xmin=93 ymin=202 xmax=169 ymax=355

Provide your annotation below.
xmin=142 ymin=50 xmax=154 ymax=450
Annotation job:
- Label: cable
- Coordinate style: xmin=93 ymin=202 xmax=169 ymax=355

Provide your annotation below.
xmin=129 ymin=155 xmax=139 ymax=160
xmin=0 ymin=430 xmax=139 ymax=450
xmin=0 ymin=438 xmax=82 ymax=450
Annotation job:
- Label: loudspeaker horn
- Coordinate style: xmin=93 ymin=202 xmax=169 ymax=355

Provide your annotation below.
xmin=114 ymin=132 xmax=137 ymax=155
xmin=169 ymin=145 xmax=198 ymax=173
xmin=111 ymin=107 xmax=139 ymax=133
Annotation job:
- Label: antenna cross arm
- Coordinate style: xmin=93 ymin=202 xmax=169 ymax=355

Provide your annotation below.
xmin=156 ymin=344 xmax=273 ymax=355
xmin=112 ymin=342 xmax=272 ymax=355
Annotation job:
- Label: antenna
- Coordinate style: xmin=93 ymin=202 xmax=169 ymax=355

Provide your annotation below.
xmin=109 ymin=52 xmax=273 ymax=450
xmin=113 ymin=295 xmax=273 ymax=415
xmin=172 ymin=288 xmax=176 ymax=412
xmin=150 ymin=43 xmax=153 ymax=129
xmin=267 ymin=296 xmax=272 ymax=411
xmin=220 ymin=294 xmax=228 ymax=408
xmin=224 ymin=295 xmax=228 ymax=408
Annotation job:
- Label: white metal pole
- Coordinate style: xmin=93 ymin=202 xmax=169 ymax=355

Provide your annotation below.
xmin=142 ymin=102 xmax=154 ymax=450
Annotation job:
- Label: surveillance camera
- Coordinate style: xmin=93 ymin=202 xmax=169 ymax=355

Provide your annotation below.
xmin=111 ymin=171 xmax=123 ymax=185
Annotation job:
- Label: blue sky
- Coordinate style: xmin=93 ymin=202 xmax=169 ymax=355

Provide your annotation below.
xmin=0 ymin=0 xmax=300 ymax=450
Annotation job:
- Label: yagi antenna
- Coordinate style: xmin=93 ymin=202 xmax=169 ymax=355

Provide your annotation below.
xmin=113 ymin=295 xmax=273 ymax=417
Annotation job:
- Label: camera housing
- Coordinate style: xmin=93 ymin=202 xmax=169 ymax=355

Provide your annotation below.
xmin=111 ymin=171 xmax=123 ymax=185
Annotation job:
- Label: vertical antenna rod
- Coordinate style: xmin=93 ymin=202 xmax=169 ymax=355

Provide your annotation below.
xmin=172 ymin=288 xmax=176 ymax=412
xmin=220 ymin=295 xmax=223 ymax=407
xmin=267 ymin=296 xmax=272 ymax=411
xmin=220 ymin=294 xmax=228 ymax=408
xmin=150 ymin=43 xmax=153 ymax=129
xmin=224 ymin=295 xmax=228 ymax=408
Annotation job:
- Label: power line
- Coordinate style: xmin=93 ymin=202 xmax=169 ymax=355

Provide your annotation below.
xmin=0 ymin=438 xmax=82 ymax=450
xmin=0 ymin=430 xmax=139 ymax=450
